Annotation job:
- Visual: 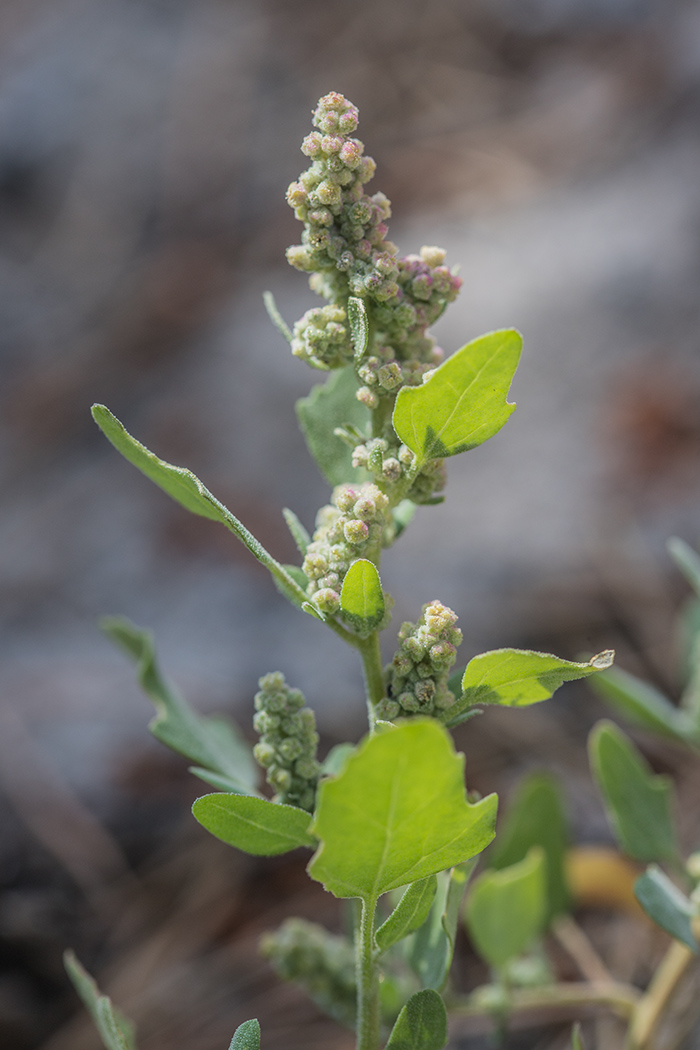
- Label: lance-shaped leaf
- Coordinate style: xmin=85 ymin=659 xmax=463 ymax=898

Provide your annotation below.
xmin=465 ymin=848 xmax=546 ymax=970
xmin=635 ymin=865 xmax=698 ymax=952
xmin=385 ymin=989 xmax=447 ymax=1050
xmin=668 ymin=536 xmax=700 ymax=598
xmin=102 ymin=616 xmax=259 ymax=795
xmin=392 ymin=329 xmax=521 ymax=467
xmin=296 ymin=368 xmax=369 ymax=485
xmin=308 ymin=719 xmax=497 ymax=901
xmin=263 ymin=290 xmax=293 ymax=342
xmin=588 ymin=665 xmax=695 ymax=745
xmin=92 ymin=405 xmax=309 ymax=611
xmin=376 ymin=876 xmax=438 ymax=955
xmin=488 ymin=772 xmax=569 ymax=923
xmin=229 ymin=1018 xmax=261 ymax=1050
xmin=340 ymin=559 xmax=385 ymax=636
xmin=192 ymin=794 xmax=316 ymax=856
xmin=348 ymin=296 xmax=369 ymax=361
xmin=408 ymin=861 xmax=476 ymax=990
xmin=451 ymin=648 xmax=614 ymax=717
xmin=64 ymin=951 xmax=135 ymax=1050
xmin=589 ymin=721 xmax=679 ymax=865
xmin=282 ymin=508 xmax=310 ymax=554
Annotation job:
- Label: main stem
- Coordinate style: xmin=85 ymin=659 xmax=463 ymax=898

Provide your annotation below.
xmin=356 ymin=896 xmax=380 ymax=1050
xmin=359 ymin=631 xmax=385 ymax=729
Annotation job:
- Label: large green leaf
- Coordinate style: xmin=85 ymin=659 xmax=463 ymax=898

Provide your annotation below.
xmin=488 ymin=772 xmax=569 ymax=923
xmin=192 ymin=794 xmax=316 ymax=856
xmin=308 ymin=720 xmax=497 ymax=901
xmin=465 ymin=848 xmax=546 ymax=970
xmin=589 ymin=721 xmax=679 ymax=865
xmin=635 ymin=865 xmax=698 ymax=952
xmin=376 ymin=876 xmax=438 ymax=955
xmin=228 ymin=1019 xmax=261 ymax=1050
xmin=392 ymin=329 xmax=521 ymax=467
xmin=340 ymin=559 xmax=385 ymax=636
xmin=64 ymin=951 xmax=135 ymax=1050
xmin=296 ymin=368 xmax=369 ymax=485
xmin=451 ymin=648 xmax=614 ymax=718
xmin=588 ymin=665 xmax=695 ymax=745
xmin=385 ymin=990 xmax=447 ymax=1050
xmin=92 ymin=405 xmax=309 ymax=611
xmin=102 ymin=617 xmax=259 ymax=796
xmin=408 ymin=861 xmax=476 ymax=990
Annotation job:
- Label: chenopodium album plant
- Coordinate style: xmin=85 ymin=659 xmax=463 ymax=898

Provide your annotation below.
xmin=67 ymin=91 xmax=694 ymax=1050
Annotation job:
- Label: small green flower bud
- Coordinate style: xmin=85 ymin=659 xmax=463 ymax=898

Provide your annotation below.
xmin=279 ymin=738 xmax=303 ymax=762
xmin=356 ymin=385 xmax=379 ymax=408
xmin=375 ymin=698 xmax=400 ymax=720
xmin=353 ymin=496 xmax=376 ymax=521
xmin=382 ymin=458 xmax=402 ymax=481
xmin=314 ymin=588 xmax=341 ymax=614
xmin=270 ymin=767 xmax=292 ymax=793
xmin=344 ymin=519 xmax=369 ymax=545
xmin=419 ymin=245 xmax=446 ymax=267
xmin=253 ymin=742 xmax=276 ymax=768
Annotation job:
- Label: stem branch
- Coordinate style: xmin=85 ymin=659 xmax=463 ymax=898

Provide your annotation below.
xmin=359 ymin=632 xmax=385 ymax=729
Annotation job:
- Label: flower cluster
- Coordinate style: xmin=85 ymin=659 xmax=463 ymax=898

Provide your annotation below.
xmin=376 ymin=601 xmax=462 ymax=720
xmin=252 ymin=672 xmax=320 ymax=812
xmin=302 ymin=482 xmax=391 ymax=614
xmin=350 ymin=436 xmax=447 ymax=504
xmin=291 ymin=304 xmax=352 ymax=370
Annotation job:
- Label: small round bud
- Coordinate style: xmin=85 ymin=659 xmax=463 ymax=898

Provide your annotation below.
xmin=356 ymin=386 xmax=379 ymax=409
xmin=344 ymin=519 xmax=369 ymax=545
xmin=419 ymin=245 xmax=447 ymax=267
xmin=314 ymin=588 xmax=341 ymax=615
xmin=382 ymin=457 xmax=402 ymax=482
xmin=353 ymin=496 xmax=377 ymax=521
xmin=253 ymin=742 xmax=276 ymax=768
xmin=334 ymin=485 xmax=360 ymax=512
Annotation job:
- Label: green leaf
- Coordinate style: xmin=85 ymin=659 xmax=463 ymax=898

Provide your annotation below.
xmin=296 ymin=368 xmax=369 ymax=485
xmin=589 ymin=721 xmax=679 ymax=865
xmin=634 ymin=865 xmax=698 ymax=952
xmin=668 ymin=536 xmax=700 ymax=598
xmin=453 ymin=648 xmax=614 ymax=716
xmin=385 ymin=990 xmax=447 ymax=1050
xmin=339 ymin=559 xmax=385 ymax=636
xmin=101 ymin=617 xmax=259 ymax=795
xmin=588 ymin=665 xmax=695 ymax=745
xmin=489 ymin=772 xmax=569 ymax=923
xmin=571 ymin=1022 xmax=584 ymax=1050
xmin=282 ymin=508 xmax=310 ymax=554
xmin=408 ymin=861 xmax=476 ymax=990
xmin=320 ymin=742 xmax=355 ymax=777
xmin=348 ymin=296 xmax=369 ymax=361
xmin=228 ymin=1018 xmax=261 ymax=1050
xmin=392 ymin=329 xmax=521 ymax=467
xmin=393 ymin=499 xmax=416 ymax=540
xmin=263 ymin=290 xmax=293 ymax=343
xmin=92 ymin=405 xmax=308 ymax=610
xmin=64 ymin=951 xmax=135 ymax=1050
xmin=192 ymin=794 xmax=316 ymax=856
xmin=308 ymin=719 xmax=497 ymax=901
xmin=376 ymin=876 xmax=438 ymax=955
xmin=465 ymin=848 xmax=546 ymax=970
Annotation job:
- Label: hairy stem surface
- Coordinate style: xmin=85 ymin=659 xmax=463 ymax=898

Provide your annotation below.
xmin=356 ymin=896 xmax=380 ymax=1050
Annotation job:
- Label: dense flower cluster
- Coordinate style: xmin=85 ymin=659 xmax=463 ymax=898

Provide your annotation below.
xmin=302 ymin=482 xmax=392 ymax=614
xmin=350 ymin=435 xmax=447 ymax=505
xmin=252 ymin=672 xmax=320 ymax=812
xmin=291 ymin=304 xmax=352 ymax=369
xmin=286 ymin=92 xmax=462 ymax=391
xmin=376 ymin=601 xmax=462 ymax=720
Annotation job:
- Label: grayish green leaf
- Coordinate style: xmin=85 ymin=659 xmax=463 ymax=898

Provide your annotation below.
xmin=263 ymin=290 xmax=293 ymax=342
xmin=296 ymin=369 xmax=369 ymax=485
xmin=668 ymin=536 xmax=700 ymax=598
xmin=192 ymin=794 xmax=316 ymax=856
xmin=282 ymin=508 xmax=310 ymax=554
xmin=635 ymin=865 xmax=698 ymax=952
xmin=340 ymin=559 xmax=385 ymax=636
xmin=228 ymin=1018 xmax=261 ymax=1050
xmin=385 ymin=990 xmax=447 ymax=1050
xmin=376 ymin=876 xmax=438 ymax=955
xmin=64 ymin=951 xmax=135 ymax=1050
xmin=392 ymin=329 xmax=521 ymax=467
xmin=408 ymin=861 xmax=476 ymax=990
xmin=92 ymin=405 xmax=308 ymax=610
xmin=588 ymin=665 xmax=695 ymax=745
xmin=101 ymin=617 xmax=259 ymax=795
xmin=392 ymin=499 xmax=416 ymax=540
xmin=465 ymin=848 xmax=546 ymax=969
xmin=589 ymin=721 xmax=679 ymax=865
xmin=348 ymin=296 xmax=369 ymax=361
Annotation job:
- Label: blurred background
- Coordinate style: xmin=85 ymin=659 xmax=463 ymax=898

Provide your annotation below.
xmin=1 ymin=0 xmax=700 ymax=1047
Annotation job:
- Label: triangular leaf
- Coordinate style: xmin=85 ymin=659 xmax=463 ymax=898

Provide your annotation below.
xmin=635 ymin=865 xmax=698 ymax=952
xmin=589 ymin=721 xmax=679 ymax=865
xmin=308 ymin=720 xmax=497 ymax=901
xmin=454 ymin=648 xmax=613 ymax=715
xmin=102 ymin=617 xmax=259 ymax=795
xmin=489 ymin=772 xmax=569 ymax=922
xmin=64 ymin=951 xmax=135 ymax=1050
xmin=340 ymin=559 xmax=385 ymax=636
xmin=228 ymin=1018 xmax=261 ymax=1050
xmin=392 ymin=329 xmax=521 ymax=467
xmin=192 ymin=794 xmax=316 ymax=856
xmin=348 ymin=296 xmax=369 ymax=362
xmin=376 ymin=876 xmax=438 ymax=955
xmin=385 ymin=989 xmax=447 ymax=1050
xmin=296 ymin=369 xmax=369 ymax=485
xmin=92 ymin=405 xmax=308 ymax=609
xmin=465 ymin=848 xmax=546 ymax=969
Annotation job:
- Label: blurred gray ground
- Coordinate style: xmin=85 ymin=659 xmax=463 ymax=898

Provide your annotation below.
xmin=2 ymin=0 xmax=700 ymax=788
xmin=1 ymin=0 xmax=700 ymax=1047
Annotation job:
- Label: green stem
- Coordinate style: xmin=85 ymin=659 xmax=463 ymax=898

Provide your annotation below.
xmin=356 ymin=896 xmax=380 ymax=1050
xmin=359 ymin=631 xmax=385 ymax=729
xmin=625 ymin=933 xmax=699 ymax=1050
